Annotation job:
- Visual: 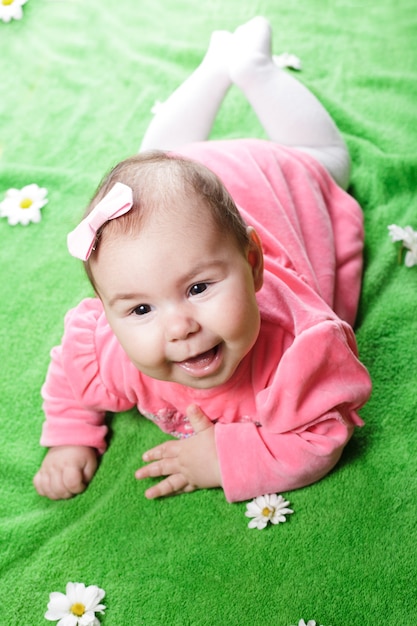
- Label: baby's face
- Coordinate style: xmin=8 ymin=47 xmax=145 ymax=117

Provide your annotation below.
xmin=91 ymin=198 xmax=263 ymax=389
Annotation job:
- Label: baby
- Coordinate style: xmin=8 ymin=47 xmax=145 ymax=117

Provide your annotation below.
xmin=34 ymin=17 xmax=371 ymax=503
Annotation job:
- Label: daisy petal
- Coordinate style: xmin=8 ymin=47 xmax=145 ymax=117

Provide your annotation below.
xmin=45 ymin=582 xmax=106 ymax=625
xmin=56 ymin=615 xmax=78 ymax=626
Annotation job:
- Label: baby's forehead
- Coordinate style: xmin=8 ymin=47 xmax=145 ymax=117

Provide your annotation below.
xmin=100 ymin=200 xmax=231 ymax=264
xmin=98 ymin=195 xmax=218 ymax=253
xmin=145 ymin=203 xmax=224 ymax=246
xmin=139 ymin=184 xmax=217 ymax=227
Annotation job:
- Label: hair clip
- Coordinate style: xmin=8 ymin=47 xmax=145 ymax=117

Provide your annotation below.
xmin=67 ymin=182 xmax=133 ymax=261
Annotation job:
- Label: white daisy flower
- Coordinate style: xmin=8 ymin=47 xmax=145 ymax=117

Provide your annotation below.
xmin=388 ymin=224 xmax=417 ymax=267
xmin=0 ymin=0 xmax=28 ymax=23
xmin=245 ymin=493 xmax=293 ymax=530
xmin=45 ymin=582 xmax=106 ymax=626
xmin=0 ymin=183 xmax=48 ymax=225
xmin=292 ymin=620 xmax=324 ymax=626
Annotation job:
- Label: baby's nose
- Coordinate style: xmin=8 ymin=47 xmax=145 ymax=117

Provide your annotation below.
xmin=165 ymin=311 xmax=200 ymax=342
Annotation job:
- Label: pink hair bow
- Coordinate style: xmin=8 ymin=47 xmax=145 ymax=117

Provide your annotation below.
xmin=67 ymin=182 xmax=133 ymax=261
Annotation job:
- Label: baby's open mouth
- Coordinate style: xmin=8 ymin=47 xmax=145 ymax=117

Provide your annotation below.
xmin=176 ymin=344 xmax=221 ymax=376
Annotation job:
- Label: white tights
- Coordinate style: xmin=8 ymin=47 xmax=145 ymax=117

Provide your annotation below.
xmin=140 ymin=17 xmax=350 ymax=190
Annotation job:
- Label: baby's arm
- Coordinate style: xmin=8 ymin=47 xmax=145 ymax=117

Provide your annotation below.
xmin=35 ymin=298 xmax=136 ymax=500
xmin=33 ymin=446 xmax=98 ymax=500
xmin=215 ymin=321 xmax=371 ymax=502
xmin=135 ymin=405 xmax=222 ymax=498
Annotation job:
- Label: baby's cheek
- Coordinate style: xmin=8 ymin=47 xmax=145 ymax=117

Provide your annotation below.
xmin=223 ymin=298 xmax=260 ymax=342
xmin=121 ymin=332 xmax=161 ymax=369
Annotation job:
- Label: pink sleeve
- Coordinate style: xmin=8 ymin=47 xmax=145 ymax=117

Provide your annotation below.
xmin=215 ymin=321 xmax=371 ymax=502
xmin=40 ymin=299 xmax=135 ymax=454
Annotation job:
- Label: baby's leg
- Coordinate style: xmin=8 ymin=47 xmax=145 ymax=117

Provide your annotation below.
xmin=140 ymin=31 xmax=232 ymax=152
xmin=229 ymin=17 xmax=350 ymax=189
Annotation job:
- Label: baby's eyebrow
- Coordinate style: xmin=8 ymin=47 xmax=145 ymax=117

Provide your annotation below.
xmin=108 ymin=292 xmax=145 ymax=307
xmin=107 ymin=260 xmax=228 ymax=307
xmin=179 ymin=260 xmax=227 ymax=283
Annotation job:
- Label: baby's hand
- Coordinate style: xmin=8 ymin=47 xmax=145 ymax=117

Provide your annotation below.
xmin=135 ymin=404 xmax=222 ymax=498
xmin=33 ymin=446 xmax=98 ymax=500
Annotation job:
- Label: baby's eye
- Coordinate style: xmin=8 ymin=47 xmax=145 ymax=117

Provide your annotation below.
xmin=132 ymin=304 xmax=152 ymax=316
xmin=189 ymin=283 xmax=208 ymax=296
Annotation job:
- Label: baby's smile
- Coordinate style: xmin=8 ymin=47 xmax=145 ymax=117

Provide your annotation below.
xmin=174 ymin=343 xmax=222 ymax=378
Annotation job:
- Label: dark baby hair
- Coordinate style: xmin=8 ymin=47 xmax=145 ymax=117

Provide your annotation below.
xmin=82 ymin=150 xmax=250 ymax=289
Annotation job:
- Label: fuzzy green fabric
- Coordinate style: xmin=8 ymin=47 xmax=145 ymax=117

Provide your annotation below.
xmin=1 ymin=1 xmax=416 ymax=624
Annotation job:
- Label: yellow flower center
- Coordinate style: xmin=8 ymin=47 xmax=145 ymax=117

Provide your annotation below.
xmin=262 ymin=506 xmax=272 ymax=517
xmin=70 ymin=602 xmax=86 ymax=617
xmin=2 ymin=0 xmax=15 ymax=6
xmin=19 ymin=198 xmax=33 ymax=209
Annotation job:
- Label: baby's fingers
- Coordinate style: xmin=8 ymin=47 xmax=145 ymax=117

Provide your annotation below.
xmin=47 ymin=467 xmax=82 ymax=499
xmin=34 ymin=469 xmax=68 ymax=500
xmin=143 ymin=474 xmax=194 ymax=499
xmin=142 ymin=440 xmax=180 ymax=462
xmin=61 ymin=465 xmax=89 ymax=496
xmin=33 ymin=469 xmax=60 ymax=500
xmin=135 ymin=458 xmax=179 ymax=480
xmin=34 ymin=466 xmax=86 ymax=500
xmin=33 ymin=470 xmax=48 ymax=498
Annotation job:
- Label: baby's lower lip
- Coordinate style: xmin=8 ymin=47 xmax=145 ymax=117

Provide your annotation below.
xmin=176 ymin=344 xmax=222 ymax=377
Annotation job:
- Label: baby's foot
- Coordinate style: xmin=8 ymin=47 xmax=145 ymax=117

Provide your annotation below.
xmin=229 ymin=16 xmax=274 ymax=87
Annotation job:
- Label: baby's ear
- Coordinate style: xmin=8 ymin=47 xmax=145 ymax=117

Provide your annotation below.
xmin=246 ymin=227 xmax=264 ymax=291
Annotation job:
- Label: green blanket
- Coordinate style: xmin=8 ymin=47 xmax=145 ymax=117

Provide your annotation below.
xmin=1 ymin=1 xmax=416 ymax=624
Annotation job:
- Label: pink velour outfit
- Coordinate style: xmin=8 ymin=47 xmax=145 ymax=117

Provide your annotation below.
xmin=40 ymin=139 xmax=372 ymax=502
